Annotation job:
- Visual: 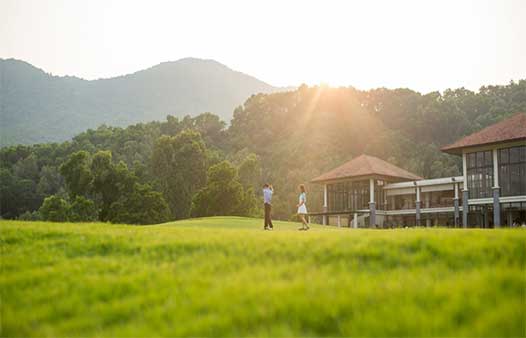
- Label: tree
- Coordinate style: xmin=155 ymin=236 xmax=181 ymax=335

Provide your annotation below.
xmin=39 ymin=195 xmax=69 ymax=222
xmin=68 ymin=196 xmax=98 ymax=222
xmin=107 ymin=183 xmax=170 ymax=225
xmin=13 ymin=153 xmax=39 ymax=181
xmin=152 ymin=130 xmax=208 ymax=219
xmin=191 ymin=161 xmax=257 ymax=217
xmin=182 ymin=112 xmax=226 ymax=147
xmin=0 ymin=169 xmax=42 ymax=218
xmin=90 ymin=151 xmax=136 ymax=221
xmin=237 ymin=153 xmax=262 ymax=191
xmin=18 ymin=210 xmax=41 ymax=221
xmin=0 ymin=169 xmax=20 ymax=219
xmin=60 ymin=151 xmax=93 ymax=198
xmin=37 ymin=165 xmax=64 ymax=196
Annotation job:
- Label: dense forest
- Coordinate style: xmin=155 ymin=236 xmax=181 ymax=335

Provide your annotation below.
xmin=1 ymin=80 xmax=525 ymax=223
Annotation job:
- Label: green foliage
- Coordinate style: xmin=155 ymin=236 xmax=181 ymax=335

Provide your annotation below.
xmin=12 ymin=153 xmax=39 ymax=181
xmin=90 ymin=151 xmax=137 ymax=221
xmin=59 ymin=151 xmax=93 ymax=198
xmin=152 ymin=130 xmax=208 ymax=219
xmin=0 ymin=218 xmax=524 ymax=336
xmin=36 ymin=165 xmax=64 ymax=196
xmin=38 ymin=195 xmax=69 ymax=222
xmin=191 ymin=161 xmax=257 ymax=217
xmin=0 ymin=169 xmax=17 ymax=218
xmin=107 ymin=183 xmax=170 ymax=225
xmin=17 ymin=210 xmax=41 ymax=221
xmin=42 ymin=149 xmax=170 ymax=224
xmin=0 ymin=169 xmax=42 ymax=218
xmin=68 ymin=196 xmax=98 ymax=222
xmin=237 ymin=153 xmax=262 ymax=191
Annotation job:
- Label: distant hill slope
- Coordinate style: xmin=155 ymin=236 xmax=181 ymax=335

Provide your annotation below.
xmin=0 ymin=58 xmax=279 ymax=146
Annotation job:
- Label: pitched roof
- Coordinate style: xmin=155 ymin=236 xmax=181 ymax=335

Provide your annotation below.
xmin=311 ymin=154 xmax=422 ymax=183
xmin=441 ymin=112 xmax=526 ymax=154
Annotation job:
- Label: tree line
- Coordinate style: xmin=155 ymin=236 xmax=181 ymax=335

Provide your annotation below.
xmin=1 ymin=80 xmax=525 ymax=223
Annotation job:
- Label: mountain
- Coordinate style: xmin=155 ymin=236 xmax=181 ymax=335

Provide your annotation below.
xmin=0 ymin=58 xmax=280 ymax=146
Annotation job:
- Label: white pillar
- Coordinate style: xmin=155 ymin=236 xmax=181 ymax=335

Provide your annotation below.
xmin=323 ymin=184 xmax=328 ymax=225
xmin=337 ymin=215 xmax=341 ymax=227
xmin=369 ymin=178 xmax=376 ymax=227
xmin=493 ymin=149 xmax=499 ymax=188
xmin=462 ymin=152 xmax=468 ymax=184
xmin=454 ymin=182 xmax=459 ymax=199
xmin=462 ymin=151 xmax=469 ymax=228
xmin=354 ymin=213 xmax=358 ymax=229
xmin=415 ymin=185 xmax=421 ymax=226
xmin=323 ymin=184 xmax=328 ymax=207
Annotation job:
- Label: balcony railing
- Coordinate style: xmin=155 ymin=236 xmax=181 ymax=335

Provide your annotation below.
xmin=385 ymin=197 xmax=459 ymax=210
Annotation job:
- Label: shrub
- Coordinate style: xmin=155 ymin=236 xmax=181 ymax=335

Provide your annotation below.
xmin=191 ymin=161 xmax=258 ymax=217
xmin=107 ymin=183 xmax=171 ymax=225
xmin=68 ymin=196 xmax=98 ymax=222
xmin=39 ymin=195 xmax=69 ymax=222
xmin=17 ymin=210 xmax=41 ymax=221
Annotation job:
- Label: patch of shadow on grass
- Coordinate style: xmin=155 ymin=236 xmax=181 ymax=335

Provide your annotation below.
xmin=0 ymin=236 xmax=25 ymax=245
xmin=310 ymin=245 xmax=404 ymax=271
xmin=64 ymin=240 xmax=143 ymax=259
xmin=0 ymin=231 xmax=71 ymax=246
xmin=143 ymin=242 xmax=208 ymax=262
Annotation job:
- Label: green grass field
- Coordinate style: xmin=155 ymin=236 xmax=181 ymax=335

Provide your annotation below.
xmin=1 ymin=217 xmax=525 ymax=337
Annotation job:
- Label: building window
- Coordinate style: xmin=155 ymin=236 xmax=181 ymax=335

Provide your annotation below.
xmin=350 ymin=181 xmax=370 ymax=210
xmin=393 ymin=194 xmax=416 ymax=210
xmin=327 ymin=180 xmax=370 ymax=212
xmin=466 ymin=151 xmax=493 ymax=199
xmin=498 ymin=146 xmax=526 ymax=197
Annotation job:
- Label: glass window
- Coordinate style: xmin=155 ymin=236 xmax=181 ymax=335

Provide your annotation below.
xmin=500 ymin=148 xmax=509 ymax=163
xmin=499 ymin=146 xmax=526 ymax=197
xmin=327 ymin=180 xmax=371 ymax=212
xmin=466 ymin=150 xmax=493 ymax=199
xmin=467 ymin=153 xmax=476 ymax=169
xmin=510 ymin=147 xmax=521 ymax=163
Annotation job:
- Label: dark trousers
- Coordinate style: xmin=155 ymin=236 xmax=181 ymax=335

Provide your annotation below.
xmin=264 ymin=203 xmax=273 ymax=229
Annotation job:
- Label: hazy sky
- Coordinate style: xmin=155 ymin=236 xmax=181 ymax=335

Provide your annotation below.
xmin=1 ymin=0 xmax=525 ymax=92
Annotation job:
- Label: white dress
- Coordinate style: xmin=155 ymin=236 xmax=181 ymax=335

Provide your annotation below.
xmin=297 ymin=192 xmax=308 ymax=214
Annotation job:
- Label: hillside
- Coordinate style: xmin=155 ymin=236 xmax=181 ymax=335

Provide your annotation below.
xmin=1 ymin=217 xmax=524 ymax=336
xmin=0 ymin=58 xmax=279 ymax=146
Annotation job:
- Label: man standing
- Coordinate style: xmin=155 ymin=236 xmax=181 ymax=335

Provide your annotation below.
xmin=263 ymin=183 xmax=274 ymax=230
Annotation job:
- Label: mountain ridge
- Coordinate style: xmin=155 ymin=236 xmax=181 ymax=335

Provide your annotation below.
xmin=0 ymin=58 xmax=284 ymax=146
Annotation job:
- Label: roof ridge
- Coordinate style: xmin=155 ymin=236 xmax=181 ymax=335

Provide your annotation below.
xmin=442 ymin=112 xmax=526 ymax=154
xmin=311 ymin=154 xmax=422 ymax=183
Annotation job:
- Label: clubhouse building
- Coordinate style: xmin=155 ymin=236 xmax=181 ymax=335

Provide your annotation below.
xmin=310 ymin=112 xmax=526 ymax=228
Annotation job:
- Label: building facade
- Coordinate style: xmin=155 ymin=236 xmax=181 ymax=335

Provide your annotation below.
xmin=310 ymin=113 xmax=526 ymax=228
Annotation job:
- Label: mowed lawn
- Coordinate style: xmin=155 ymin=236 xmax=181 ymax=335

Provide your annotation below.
xmin=1 ymin=217 xmax=525 ymax=337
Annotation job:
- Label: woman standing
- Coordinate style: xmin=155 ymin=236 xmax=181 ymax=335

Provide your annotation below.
xmin=297 ymin=184 xmax=309 ymax=230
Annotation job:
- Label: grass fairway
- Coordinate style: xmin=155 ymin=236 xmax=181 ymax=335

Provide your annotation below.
xmin=1 ymin=217 xmax=525 ymax=337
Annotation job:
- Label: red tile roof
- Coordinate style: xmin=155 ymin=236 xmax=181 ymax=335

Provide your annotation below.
xmin=441 ymin=112 xmax=526 ymax=154
xmin=311 ymin=154 xmax=422 ymax=183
